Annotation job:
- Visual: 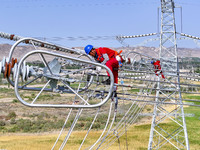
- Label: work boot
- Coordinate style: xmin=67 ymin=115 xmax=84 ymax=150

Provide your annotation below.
xmin=102 ymin=78 xmax=110 ymax=85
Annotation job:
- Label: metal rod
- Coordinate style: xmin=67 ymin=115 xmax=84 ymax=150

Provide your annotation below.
xmin=118 ymin=97 xmax=200 ymax=107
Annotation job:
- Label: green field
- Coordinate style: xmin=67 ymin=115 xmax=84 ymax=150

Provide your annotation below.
xmin=0 ymin=125 xmax=151 ymax=150
xmin=0 ymin=87 xmax=200 ymax=149
xmin=0 ymin=104 xmax=200 ymax=150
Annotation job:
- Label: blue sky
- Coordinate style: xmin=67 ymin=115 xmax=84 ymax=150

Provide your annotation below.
xmin=0 ymin=0 xmax=200 ymax=48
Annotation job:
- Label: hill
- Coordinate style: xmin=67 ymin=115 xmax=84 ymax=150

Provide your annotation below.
xmin=0 ymin=44 xmax=200 ymax=61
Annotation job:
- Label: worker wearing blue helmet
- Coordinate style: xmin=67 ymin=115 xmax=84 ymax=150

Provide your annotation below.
xmin=85 ymin=44 xmax=124 ymax=112
xmin=84 ymin=44 xmax=124 ymax=85
xmin=84 ymin=45 xmax=94 ymax=55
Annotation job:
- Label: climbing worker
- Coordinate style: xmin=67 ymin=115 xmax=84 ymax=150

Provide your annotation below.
xmin=84 ymin=44 xmax=123 ymax=85
xmin=84 ymin=45 xmax=123 ymax=112
xmin=151 ymin=59 xmax=165 ymax=79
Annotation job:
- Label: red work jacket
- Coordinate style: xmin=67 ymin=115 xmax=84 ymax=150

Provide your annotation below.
xmin=153 ymin=60 xmax=161 ymax=70
xmin=95 ymin=47 xmax=116 ymax=63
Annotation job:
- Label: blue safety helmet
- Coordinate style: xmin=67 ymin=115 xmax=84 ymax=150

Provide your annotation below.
xmin=84 ymin=45 xmax=93 ymax=54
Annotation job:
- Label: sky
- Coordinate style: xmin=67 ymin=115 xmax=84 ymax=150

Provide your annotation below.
xmin=1 ymin=0 xmax=200 ymax=48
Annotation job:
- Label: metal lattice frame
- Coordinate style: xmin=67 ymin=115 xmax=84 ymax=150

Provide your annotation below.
xmin=1 ymin=1 xmax=200 ymax=149
xmin=148 ymin=0 xmax=189 ymax=149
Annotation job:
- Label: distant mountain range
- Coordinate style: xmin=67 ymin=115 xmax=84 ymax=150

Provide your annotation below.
xmin=0 ymin=44 xmax=200 ymax=62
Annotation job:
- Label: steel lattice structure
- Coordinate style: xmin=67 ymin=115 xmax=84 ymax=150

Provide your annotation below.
xmin=148 ymin=0 xmax=190 ymax=149
xmin=116 ymin=0 xmax=199 ymax=149
xmin=1 ymin=0 xmax=200 ymax=149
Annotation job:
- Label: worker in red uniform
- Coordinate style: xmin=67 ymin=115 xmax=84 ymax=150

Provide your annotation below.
xmin=84 ymin=45 xmax=122 ymax=112
xmin=151 ymin=60 xmax=165 ymax=79
xmin=84 ymin=45 xmax=123 ymax=85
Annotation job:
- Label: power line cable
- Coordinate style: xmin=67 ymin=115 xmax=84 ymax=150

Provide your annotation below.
xmin=1 ymin=1 xmax=159 ymax=8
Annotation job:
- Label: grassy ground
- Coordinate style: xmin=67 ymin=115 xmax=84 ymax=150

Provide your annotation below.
xmin=0 ymin=125 xmax=151 ymax=150
xmin=182 ymin=94 xmax=200 ymax=150
xmin=1 ymin=110 xmax=200 ymax=150
xmin=0 ymin=104 xmax=200 ymax=150
xmin=0 ymin=86 xmax=200 ymax=149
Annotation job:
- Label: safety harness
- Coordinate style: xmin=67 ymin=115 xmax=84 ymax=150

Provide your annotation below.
xmin=95 ymin=48 xmax=104 ymax=62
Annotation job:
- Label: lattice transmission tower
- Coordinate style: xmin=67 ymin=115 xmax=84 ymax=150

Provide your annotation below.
xmin=148 ymin=0 xmax=190 ymax=149
xmin=0 ymin=0 xmax=198 ymax=149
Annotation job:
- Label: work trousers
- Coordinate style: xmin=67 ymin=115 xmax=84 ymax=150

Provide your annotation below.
xmin=105 ymin=58 xmax=119 ymax=84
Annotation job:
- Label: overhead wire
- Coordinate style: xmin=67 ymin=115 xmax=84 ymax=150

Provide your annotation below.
xmin=1 ymin=1 xmax=200 ymax=149
xmin=1 ymin=0 xmax=160 ymax=8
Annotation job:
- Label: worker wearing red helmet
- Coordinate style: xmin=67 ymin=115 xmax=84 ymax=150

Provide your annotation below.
xmin=151 ymin=60 xmax=165 ymax=79
xmin=84 ymin=45 xmax=123 ymax=85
